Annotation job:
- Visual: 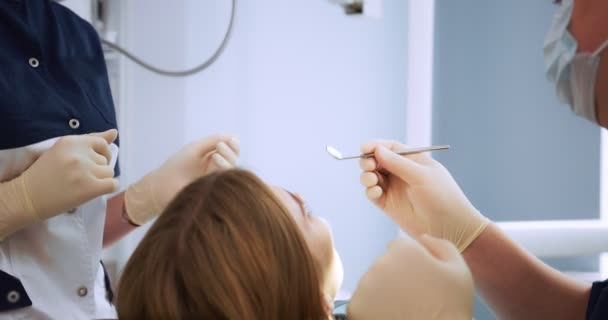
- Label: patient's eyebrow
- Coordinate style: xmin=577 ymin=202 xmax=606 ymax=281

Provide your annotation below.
xmin=284 ymin=189 xmax=307 ymax=219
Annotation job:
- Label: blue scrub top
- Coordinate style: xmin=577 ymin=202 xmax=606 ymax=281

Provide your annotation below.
xmin=0 ymin=0 xmax=119 ymax=162
xmin=0 ymin=0 xmax=119 ymax=313
xmin=587 ymin=280 xmax=608 ymax=319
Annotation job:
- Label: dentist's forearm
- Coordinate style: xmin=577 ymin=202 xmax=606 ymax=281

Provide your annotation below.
xmin=463 ymin=223 xmax=590 ymax=320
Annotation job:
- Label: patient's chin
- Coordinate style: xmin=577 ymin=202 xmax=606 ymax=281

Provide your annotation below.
xmin=326 ymin=249 xmax=344 ymax=299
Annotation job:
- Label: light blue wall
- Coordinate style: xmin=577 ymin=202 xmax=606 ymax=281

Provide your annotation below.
xmin=433 ymin=1 xmax=601 ymax=318
xmin=183 ymin=0 xmax=409 ymax=294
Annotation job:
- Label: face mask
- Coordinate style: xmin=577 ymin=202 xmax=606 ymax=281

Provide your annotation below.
xmin=544 ymin=0 xmax=608 ymax=124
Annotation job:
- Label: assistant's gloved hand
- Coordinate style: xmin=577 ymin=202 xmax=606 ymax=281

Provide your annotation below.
xmin=359 ymin=140 xmax=489 ymax=252
xmin=0 ymin=129 xmax=119 ymax=239
xmin=124 ymin=135 xmax=239 ymax=225
xmin=348 ymin=235 xmax=474 ymax=320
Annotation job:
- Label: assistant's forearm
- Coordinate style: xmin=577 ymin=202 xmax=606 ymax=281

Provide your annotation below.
xmin=103 ymin=191 xmax=138 ymax=248
xmin=463 ymin=223 xmax=590 ymax=320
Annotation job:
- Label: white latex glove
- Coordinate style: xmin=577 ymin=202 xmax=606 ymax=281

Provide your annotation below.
xmin=348 ymin=235 xmax=474 ymax=320
xmin=0 ymin=130 xmax=119 ymax=239
xmin=359 ymin=140 xmax=489 ymax=252
xmin=124 ymin=135 xmax=239 ymax=225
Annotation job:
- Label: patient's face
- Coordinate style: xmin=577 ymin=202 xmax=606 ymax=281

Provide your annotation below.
xmin=271 ymin=187 xmax=344 ymax=299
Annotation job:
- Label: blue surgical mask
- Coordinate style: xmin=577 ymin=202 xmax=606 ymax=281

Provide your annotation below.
xmin=544 ymin=0 xmax=608 ymax=124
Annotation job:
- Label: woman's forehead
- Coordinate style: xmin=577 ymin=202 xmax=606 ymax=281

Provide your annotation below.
xmin=270 ymin=186 xmax=306 ymax=222
xmin=270 ymin=186 xmax=298 ymax=207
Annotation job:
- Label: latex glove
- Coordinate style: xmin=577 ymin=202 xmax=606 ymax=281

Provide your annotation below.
xmin=348 ymin=235 xmax=474 ymax=320
xmin=124 ymin=135 xmax=239 ymax=225
xmin=359 ymin=140 xmax=489 ymax=252
xmin=0 ymin=130 xmax=119 ymax=239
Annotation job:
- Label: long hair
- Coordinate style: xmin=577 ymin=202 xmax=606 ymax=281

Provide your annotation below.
xmin=116 ymin=169 xmax=328 ymax=320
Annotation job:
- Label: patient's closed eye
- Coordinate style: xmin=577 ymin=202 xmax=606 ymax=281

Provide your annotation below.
xmin=303 ymin=202 xmax=313 ymax=217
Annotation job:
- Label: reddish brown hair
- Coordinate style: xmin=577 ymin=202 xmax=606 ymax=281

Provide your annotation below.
xmin=116 ymin=169 xmax=327 ymax=320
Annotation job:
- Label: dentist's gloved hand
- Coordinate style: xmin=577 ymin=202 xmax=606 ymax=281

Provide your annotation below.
xmin=124 ymin=135 xmax=239 ymax=225
xmin=359 ymin=140 xmax=489 ymax=252
xmin=0 ymin=129 xmax=119 ymax=239
xmin=348 ymin=235 xmax=474 ymax=320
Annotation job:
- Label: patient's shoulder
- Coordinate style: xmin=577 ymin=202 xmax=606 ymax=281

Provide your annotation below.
xmin=332 ymin=300 xmax=349 ymax=320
